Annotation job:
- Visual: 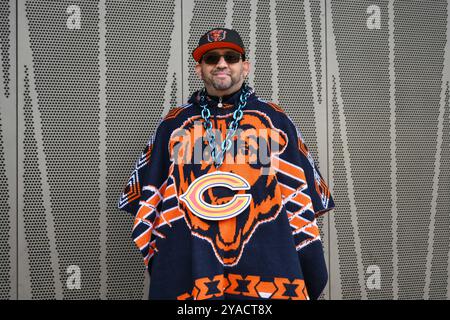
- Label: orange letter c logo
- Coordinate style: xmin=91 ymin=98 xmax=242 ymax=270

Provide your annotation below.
xmin=179 ymin=171 xmax=252 ymax=221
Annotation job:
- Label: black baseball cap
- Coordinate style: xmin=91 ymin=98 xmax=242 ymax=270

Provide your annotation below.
xmin=192 ymin=28 xmax=245 ymax=62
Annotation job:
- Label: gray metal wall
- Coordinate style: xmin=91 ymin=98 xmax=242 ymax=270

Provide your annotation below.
xmin=0 ymin=0 xmax=448 ymax=299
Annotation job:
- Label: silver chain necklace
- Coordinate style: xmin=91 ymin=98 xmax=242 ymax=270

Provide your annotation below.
xmin=200 ymin=85 xmax=251 ymax=168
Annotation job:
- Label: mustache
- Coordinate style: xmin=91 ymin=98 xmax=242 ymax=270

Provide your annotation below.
xmin=212 ymin=69 xmax=230 ymax=75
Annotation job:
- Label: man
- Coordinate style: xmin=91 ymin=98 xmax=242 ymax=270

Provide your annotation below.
xmin=118 ymin=28 xmax=334 ymax=300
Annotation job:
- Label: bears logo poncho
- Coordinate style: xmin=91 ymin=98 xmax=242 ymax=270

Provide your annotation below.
xmin=118 ymin=87 xmax=334 ymax=300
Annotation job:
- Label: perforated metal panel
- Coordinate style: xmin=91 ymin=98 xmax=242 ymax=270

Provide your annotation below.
xmin=22 ymin=65 xmax=55 ymax=299
xmin=273 ymin=0 xmax=329 ymax=299
xmin=310 ymin=0 xmax=324 ymax=106
xmin=328 ymin=0 xmax=450 ymax=300
xmin=0 ymin=0 xmax=11 ymax=99
xmin=331 ymin=74 xmax=362 ymax=299
xmin=0 ymin=80 xmax=11 ymax=299
xmin=393 ymin=0 xmax=449 ymax=299
xmin=330 ymin=0 xmax=395 ymax=300
xmin=24 ymin=0 xmax=103 ymax=299
xmin=1 ymin=0 xmax=448 ymax=300
xmin=105 ymin=0 xmax=178 ymax=300
xmin=431 ymin=81 xmax=450 ymax=299
xmin=0 ymin=0 xmax=14 ymax=300
xmin=253 ymin=0 xmax=273 ymax=101
xmin=429 ymin=80 xmax=450 ymax=300
xmin=0 ymin=107 xmax=11 ymax=299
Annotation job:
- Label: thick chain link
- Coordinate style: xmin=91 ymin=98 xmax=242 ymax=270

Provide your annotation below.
xmin=200 ymin=85 xmax=251 ymax=168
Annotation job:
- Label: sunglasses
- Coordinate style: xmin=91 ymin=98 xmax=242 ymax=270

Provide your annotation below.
xmin=201 ymin=52 xmax=242 ymax=65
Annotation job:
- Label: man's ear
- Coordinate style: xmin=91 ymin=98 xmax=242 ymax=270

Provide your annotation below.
xmin=242 ymin=60 xmax=250 ymax=78
xmin=195 ymin=63 xmax=203 ymax=80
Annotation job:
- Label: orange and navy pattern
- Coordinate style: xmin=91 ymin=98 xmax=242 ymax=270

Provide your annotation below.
xmin=168 ymin=110 xmax=287 ymax=267
xmin=118 ymin=136 xmax=154 ymax=208
xmin=297 ymin=132 xmax=332 ymax=217
xmin=118 ymin=87 xmax=334 ymax=299
xmin=177 ymin=273 xmax=309 ymax=300
xmin=131 ymin=175 xmax=185 ymax=268
xmin=266 ymin=101 xmax=285 ymax=113
xmin=272 ymin=155 xmax=321 ymax=250
xmin=163 ymin=104 xmax=192 ymax=121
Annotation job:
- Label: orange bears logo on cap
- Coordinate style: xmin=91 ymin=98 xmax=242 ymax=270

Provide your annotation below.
xmin=192 ymin=27 xmax=245 ymax=62
xmin=207 ymin=29 xmax=227 ymax=42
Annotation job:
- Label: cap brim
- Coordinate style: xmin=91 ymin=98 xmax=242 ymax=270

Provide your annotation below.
xmin=192 ymin=42 xmax=245 ymax=62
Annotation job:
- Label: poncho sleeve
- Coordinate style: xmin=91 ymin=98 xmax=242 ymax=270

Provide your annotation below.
xmin=117 ymin=120 xmax=171 ymax=269
xmin=275 ymin=114 xmax=335 ymax=299
xmin=294 ymin=127 xmax=334 ymax=218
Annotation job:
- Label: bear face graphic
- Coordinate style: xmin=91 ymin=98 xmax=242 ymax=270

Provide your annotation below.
xmin=168 ymin=110 xmax=288 ymax=266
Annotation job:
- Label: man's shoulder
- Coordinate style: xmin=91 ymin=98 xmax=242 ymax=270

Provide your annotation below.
xmin=251 ymin=98 xmax=293 ymax=125
xmin=251 ymin=97 xmax=286 ymax=115
xmin=150 ymin=103 xmax=196 ymax=138
xmin=251 ymin=98 xmax=303 ymax=140
xmin=162 ymin=103 xmax=194 ymax=122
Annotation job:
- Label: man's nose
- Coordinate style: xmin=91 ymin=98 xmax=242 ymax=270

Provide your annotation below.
xmin=216 ymin=56 xmax=228 ymax=67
